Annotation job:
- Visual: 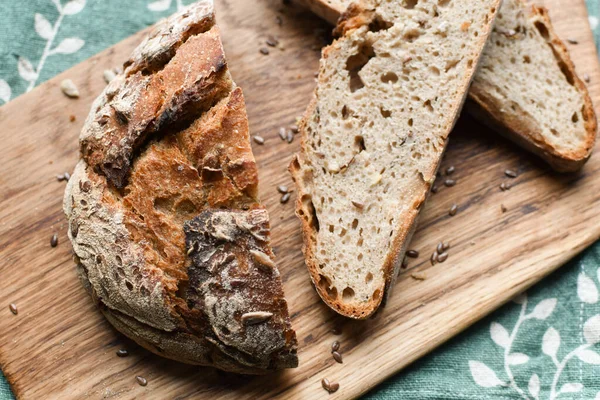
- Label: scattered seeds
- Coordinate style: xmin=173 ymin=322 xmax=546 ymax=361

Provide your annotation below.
xmin=406 ymin=249 xmax=419 ymax=258
xmin=504 ymin=169 xmax=518 ymax=178
xmin=332 ymin=351 xmax=343 ymax=363
xmin=280 ymin=193 xmax=291 ymax=204
xmin=277 ymin=185 xmax=289 ymax=194
xmin=445 ymin=166 xmax=455 ymax=175
xmin=116 ymin=349 xmax=129 ymax=357
xmin=286 ymin=130 xmax=294 ymax=143
xmin=250 ymin=250 xmax=276 ymax=272
xmin=411 ymin=272 xmax=427 ymax=280
xmin=444 ymin=179 xmax=456 ymax=187
xmin=290 ymin=124 xmax=299 ymax=134
xmin=567 ymin=38 xmax=579 ymax=44
xmin=103 ymin=69 xmax=117 ymax=83
xmin=9 ymin=303 xmax=17 ymax=315
xmin=50 ymin=233 xmax=58 ymax=248
xmin=56 ymin=172 xmax=70 ymax=182
xmin=331 ymin=326 xmax=342 ymax=335
xmin=331 ymin=341 xmax=340 ymax=352
xmin=259 ymin=47 xmax=270 ymax=55
xmin=266 ymin=35 xmax=279 ymax=47
xmin=402 ymin=257 xmax=409 ymax=269
xmin=431 ymin=185 xmax=438 ymax=194
xmin=500 ymin=182 xmax=512 ymax=191
xmin=136 ymin=376 xmax=147 ymax=387
xmin=322 ymin=378 xmax=340 ymax=393
xmin=443 ymin=242 xmax=450 ymax=251
xmin=584 ymin=74 xmax=591 ymax=83
xmin=278 ymin=127 xmax=287 ymax=140
xmin=449 ymin=204 xmax=458 ymax=216
xmin=501 ymin=204 xmax=508 ymax=213
xmin=253 ymin=135 xmax=265 ymax=145
xmin=241 ymin=311 xmax=273 ymax=325
xmin=430 ymin=251 xmax=438 ymax=265
xmin=69 ymin=115 xmax=76 ymax=122
xmin=60 ymin=79 xmax=79 ymax=98
xmin=436 ymin=242 xmax=445 ymax=254
xmin=352 ymin=200 xmax=364 ymax=209
xmin=437 ymin=252 xmax=449 ymax=263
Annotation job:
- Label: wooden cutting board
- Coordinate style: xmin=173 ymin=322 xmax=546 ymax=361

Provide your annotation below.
xmin=0 ymin=0 xmax=599 ymax=398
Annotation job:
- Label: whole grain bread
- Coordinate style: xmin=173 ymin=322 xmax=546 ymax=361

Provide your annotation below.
xmin=290 ymin=0 xmax=500 ymax=319
xmin=64 ymin=1 xmax=297 ymax=373
xmin=298 ymin=0 xmax=597 ymax=171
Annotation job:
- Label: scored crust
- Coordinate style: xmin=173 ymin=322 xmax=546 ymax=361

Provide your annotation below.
xmin=64 ymin=2 xmax=297 ymax=373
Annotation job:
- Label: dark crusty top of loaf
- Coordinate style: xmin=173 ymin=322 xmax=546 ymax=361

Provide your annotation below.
xmin=64 ymin=1 xmax=297 ymax=373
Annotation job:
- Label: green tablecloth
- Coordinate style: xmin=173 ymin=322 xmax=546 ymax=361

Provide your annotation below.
xmin=1 ymin=1 xmax=599 ymax=399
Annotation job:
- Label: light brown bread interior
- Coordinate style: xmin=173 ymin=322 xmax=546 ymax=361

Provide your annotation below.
xmin=297 ymin=0 xmax=597 ymax=171
xmin=291 ymin=0 xmax=500 ymax=319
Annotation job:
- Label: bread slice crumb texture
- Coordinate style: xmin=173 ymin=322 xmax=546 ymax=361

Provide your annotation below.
xmin=292 ymin=0 xmax=500 ymax=318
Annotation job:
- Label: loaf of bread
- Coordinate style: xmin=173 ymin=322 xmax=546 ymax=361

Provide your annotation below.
xmin=64 ymin=1 xmax=297 ymax=373
xmin=291 ymin=0 xmax=500 ymax=318
xmin=297 ymin=0 xmax=597 ymax=171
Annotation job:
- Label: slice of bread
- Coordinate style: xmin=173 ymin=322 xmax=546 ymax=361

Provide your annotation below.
xmin=298 ymin=0 xmax=597 ymax=171
xmin=290 ymin=0 xmax=500 ymax=319
xmin=65 ymin=2 xmax=297 ymax=373
xmin=468 ymin=0 xmax=597 ymax=172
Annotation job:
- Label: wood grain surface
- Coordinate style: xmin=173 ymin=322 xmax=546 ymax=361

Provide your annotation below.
xmin=0 ymin=0 xmax=599 ymax=398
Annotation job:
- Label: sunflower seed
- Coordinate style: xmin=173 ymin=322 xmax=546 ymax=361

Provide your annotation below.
xmin=290 ymin=124 xmax=299 ymax=134
xmin=431 ymin=185 xmax=438 ymax=194
xmin=445 ymin=166 xmax=455 ymax=175
xmin=136 ymin=376 xmax=147 ymax=386
xmin=443 ymin=242 xmax=450 ymax=251
xmin=250 ymin=250 xmax=276 ymax=272
xmin=500 ymin=182 xmax=512 ymax=191
xmin=116 ymin=349 xmax=129 ymax=357
xmin=444 ymin=179 xmax=456 ymax=187
xmin=322 ymin=378 xmax=340 ymax=393
xmin=332 ymin=340 xmax=340 ymax=352
xmin=286 ymin=130 xmax=294 ymax=143
xmin=449 ymin=204 xmax=458 ymax=216
xmin=259 ymin=47 xmax=270 ymax=55
xmin=437 ymin=252 xmax=449 ymax=263
xmin=567 ymin=38 xmax=579 ymax=44
xmin=60 ymin=79 xmax=79 ymax=98
xmin=406 ymin=249 xmax=419 ymax=258
xmin=266 ymin=35 xmax=279 ymax=47
xmin=430 ymin=251 xmax=438 ymax=265
xmin=253 ymin=135 xmax=265 ymax=145
xmin=332 ymin=351 xmax=343 ymax=363
xmin=278 ymin=127 xmax=287 ymax=140
xmin=277 ymin=185 xmax=289 ymax=194
xmin=584 ymin=74 xmax=590 ymax=83
xmin=437 ymin=242 xmax=444 ymax=254
xmin=504 ymin=169 xmax=518 ymax=178
xmin=9 ymin=303 xmax=17 ymax=315
xmin=280 ymin=193 xmax=291 ymax=204
xmin=50 ymin=233 xmax=58 ymax=248
xmin=241 ymin=311 xmax=273 ymax=325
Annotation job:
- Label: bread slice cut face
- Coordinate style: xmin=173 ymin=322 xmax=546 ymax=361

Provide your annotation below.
xmin=64 ymin=1 xmax=297 ymax=373
xmin=291 ymin=0 xmax=500 ymax=319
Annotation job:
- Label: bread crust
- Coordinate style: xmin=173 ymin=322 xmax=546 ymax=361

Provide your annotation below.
xmin=65 ymin=2 xmax=297 ymax=373
xmin=291 ymin=0 xmax=499 ymax=319
xmin=468 ymin=4 xmax=597 ymax=172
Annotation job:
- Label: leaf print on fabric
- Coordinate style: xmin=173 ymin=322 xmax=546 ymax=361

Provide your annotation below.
xmin=490 ymin=322 xmax=510 ymax=348
xmin=148 ymin=0 xmax=172 ymax=11
xmin=18 ymin=57 xmax=37 ymax=82
xmin=50 ymin=38 xmax=84 ymax=55
xmin=528 ymin=374 xmax=540 ymax=400
xmin=530 ymin=298 xmax=557 ymax=320
xmin=577 ymin=272 xmax=599 ymax=303
xmin=575 ymin=348 xmax=600 ymax=364
xmin=62 ymin=0 xmax=86 ymax=15
xmin=542 ymin=327 xmax=561 ymax=362
xmin=507 ymin=353 xmax=529 ymax=365
xmin=584 ymin=315 xmax=600 ymax=344
xmin=0 ymin=80 xmax=11 ymax=103
xmin=35 ymin=13 xmax=53 ymax=40
xmin=468 ymin=361 xmax=504 ymax=388
xmin=558 ymin=382 xmax=583 ymax=394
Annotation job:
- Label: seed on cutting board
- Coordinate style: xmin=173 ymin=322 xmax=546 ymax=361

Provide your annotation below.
xmin=351 ymin=200 xmax=364 ymax=209
xmin=116 ymin=349 xmax=129 ymax=357
xmin=331 ymin=326 xmax=342 ymax=335
xmin=332 ymin=351 xmax=343 ymax=363
xmin=437 ymin=252 xmax=449 ymax=263
xmin=584 ymin=74 xmax=591 ymax=83
xmin=266 ymin=35 xmax=279 ymax=47
xmin=445 ymin=166 xmax=455 ymax=175
xmin=103 ymin=69 xmax=117 ymax=83
xmin=436 ymin=242 xmax=444 ymax=254
xmin=500 ymin=182 xmax=512 ymax=191
xmin=9 ymin=303 xmax=17 ymax=315
xmin=136 ymin=376 xmax=147 ymax=387
xmin=321 ymin=378 xmax=340 ymax=393
xmin=259 ymin=47 xmax=269 ymax=55
xmin=504 ymin=169 xmax=518 ymax=178
xmin=278 ymin=127 xmax=287 ymax=141
xmin=406 ymin=249 xmax=419 ymax=258
xmin=50 ymin=233 xmax=58 ymax=248
xmin=56 ymin=173 xmax=70 ymax=182
xmin=331 ymin=340 xmax=340 ymax=352
xmin=290 ymin=124 xmax=299 ymax=134
xmin=69 ymin=115 xmax=76 ymax=122
xmin=431 ymin=185 xmax=438 ymax=194
xmin=60 ymin=79 xmax=80 ymax=98
xmin=443 ymin=242 xmax=450 ymax=251
xmin=444 ymin=179 xmax=456 ymax=187
xmin=449 ymin=204 xmax=458 ymax=216
xmin=280 ymin=193 xmax=291 ymax=204
xmin=286 ymin=130 xmax=294 ymax=143
xmin=277 ymin=185 xmax=289 ymax=194
xmin=430 ymin=251 xmax=438 ymax=265
xmin=253 ymin=135 xmax=265 ymax=145
xmin=501 ymin=204 xmax=508 ymax=213
xmin=567 ymin=38 xmax=579 ymax=44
